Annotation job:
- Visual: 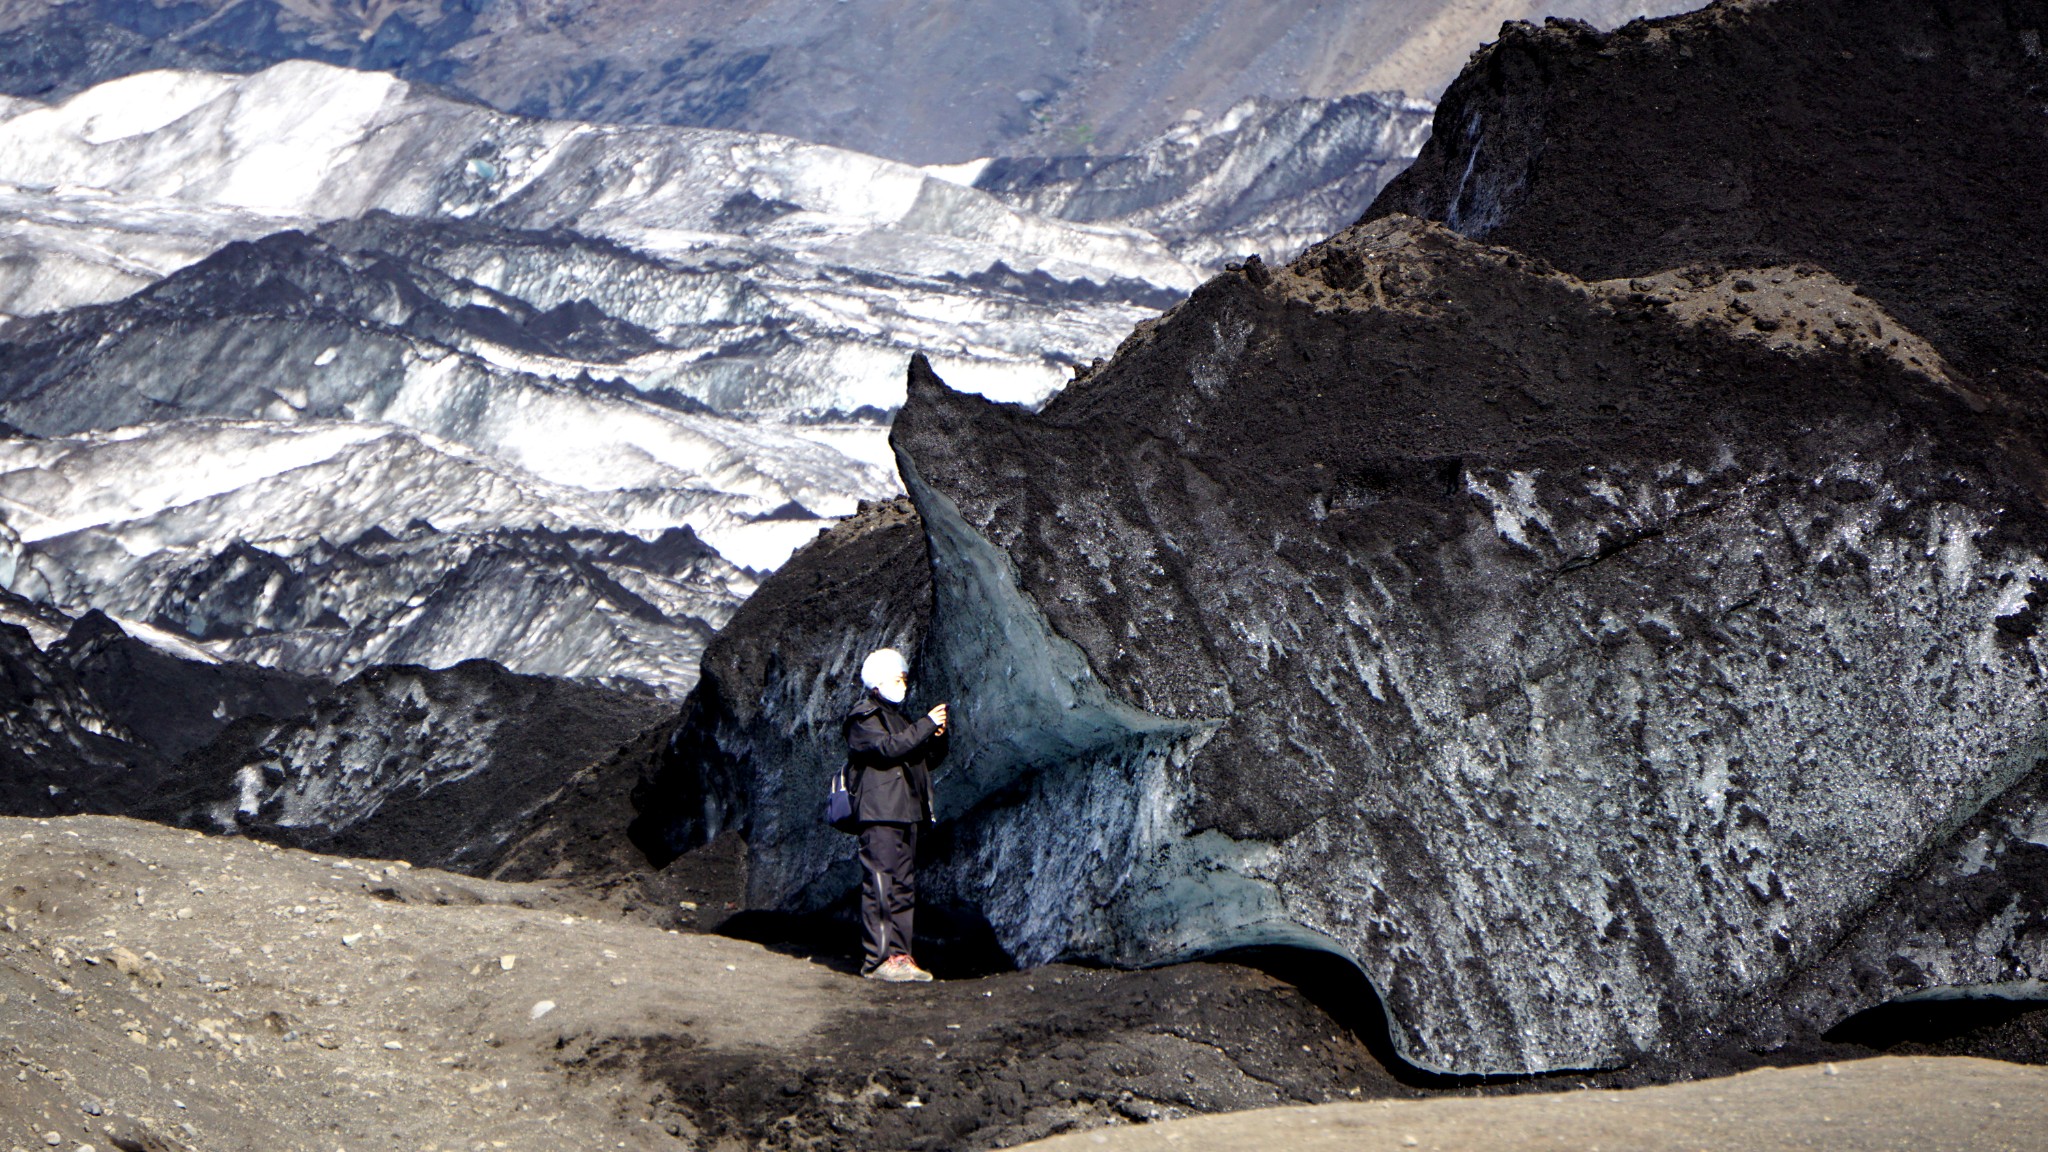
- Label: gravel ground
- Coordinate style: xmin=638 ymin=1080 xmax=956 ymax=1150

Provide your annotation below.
xmin=1008 ymin=1056 xmax=2048 ymax=1152
xmin=5 ymin=815 xmax=2043 ymax=1152
xmin=0 ymin=816 xmax=1408 ymax=1151
xmin=0 ymin=814 xmax=839 ymax=1151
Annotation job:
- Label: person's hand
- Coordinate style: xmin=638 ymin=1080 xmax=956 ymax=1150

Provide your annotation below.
xmin=928 ymin=703 xmax=949 ymax=733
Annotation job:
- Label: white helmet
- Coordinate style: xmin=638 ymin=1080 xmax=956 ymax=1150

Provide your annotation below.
xmin=860 ymin=648 xmax=909 ymax=702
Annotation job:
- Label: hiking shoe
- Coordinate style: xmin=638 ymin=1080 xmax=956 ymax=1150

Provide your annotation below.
xmin=868 ymin=955 xmax=933 ymax=983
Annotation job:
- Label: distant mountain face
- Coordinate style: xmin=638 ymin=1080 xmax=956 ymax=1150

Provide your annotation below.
xmin=0 ymin=0 xmax=1702 ymax=163
xmin=973 ymin=93 xmax=1437 ymax=270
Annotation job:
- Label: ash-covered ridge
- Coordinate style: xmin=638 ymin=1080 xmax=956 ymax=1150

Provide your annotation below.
xmin=0 ymin=595 xmax=673 ymax=876
xmin=649 ymin=208 xmax=2048 ymax=1077
xmin=1368 ymin=0 xmax=2048 ymax=393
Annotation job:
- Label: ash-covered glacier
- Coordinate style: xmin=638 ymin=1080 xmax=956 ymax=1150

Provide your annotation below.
xmin=0 ymin=60 xmax=1196 ymax=408
xmin=177 ymin=657 xmax=677 ymax=873
xmin=649 ymin=216 xmax=2048 ymax=1076
xmin=0 ymin=60 xmax=1220 ymax=690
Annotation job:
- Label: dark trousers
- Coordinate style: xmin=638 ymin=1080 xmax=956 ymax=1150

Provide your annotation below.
xmin=858 ymin=821 xmax=917 ymax=973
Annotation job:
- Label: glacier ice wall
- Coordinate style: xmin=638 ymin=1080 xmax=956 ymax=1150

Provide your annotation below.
xmin=652 ymin=218 xmax=2048 ymax=1077
xmin=887 ymin=223 xmax=2048 ymax=1073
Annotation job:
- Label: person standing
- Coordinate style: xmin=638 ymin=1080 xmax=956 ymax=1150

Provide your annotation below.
xmin=844 ymin=647 xmax=949 ymax=982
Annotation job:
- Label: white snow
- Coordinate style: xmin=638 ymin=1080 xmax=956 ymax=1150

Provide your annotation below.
xmin=921 ymin=158 xmax=993 ymax=187
xmin=57 ymin=71 xmax=241 ymax=145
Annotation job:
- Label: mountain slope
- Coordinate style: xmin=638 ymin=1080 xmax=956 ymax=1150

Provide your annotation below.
xmin=973 ymin=93 xmax=1437 ymax=270
xmin=1368 ymin=0 xmax=2048 ymax=393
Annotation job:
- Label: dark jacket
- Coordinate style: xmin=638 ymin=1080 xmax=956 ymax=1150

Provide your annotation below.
xmin=843 ymin=692 xmax=946 ymax=824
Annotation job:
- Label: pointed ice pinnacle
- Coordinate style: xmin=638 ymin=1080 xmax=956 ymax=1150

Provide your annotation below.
xmin=894 ymin=355 xmax=1334 ymax=970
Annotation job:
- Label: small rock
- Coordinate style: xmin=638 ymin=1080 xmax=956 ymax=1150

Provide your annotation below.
xmin=173 ymin=908 xmax=192 ymax=921
xmin=499 ymin=955 xmax=516 ymax=972
xmin=530 ymin=1000 xmax=555 ymax=1020
xmin=42 ymin=1134 xmax=59 ymax=1147
xmin=340 ymin=934 xmax=364 ymax=947
xmin=1402 ymin=1138 xmax=1418 ymax=1148
xmin=382 ymin=1041 xmax=403 ymax=1050
xmin=107 ymin=947 xmax=162 ymax=986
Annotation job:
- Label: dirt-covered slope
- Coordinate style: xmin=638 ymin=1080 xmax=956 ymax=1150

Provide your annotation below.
xmin=0 ymin=816 xmax=1437 ymax=1152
